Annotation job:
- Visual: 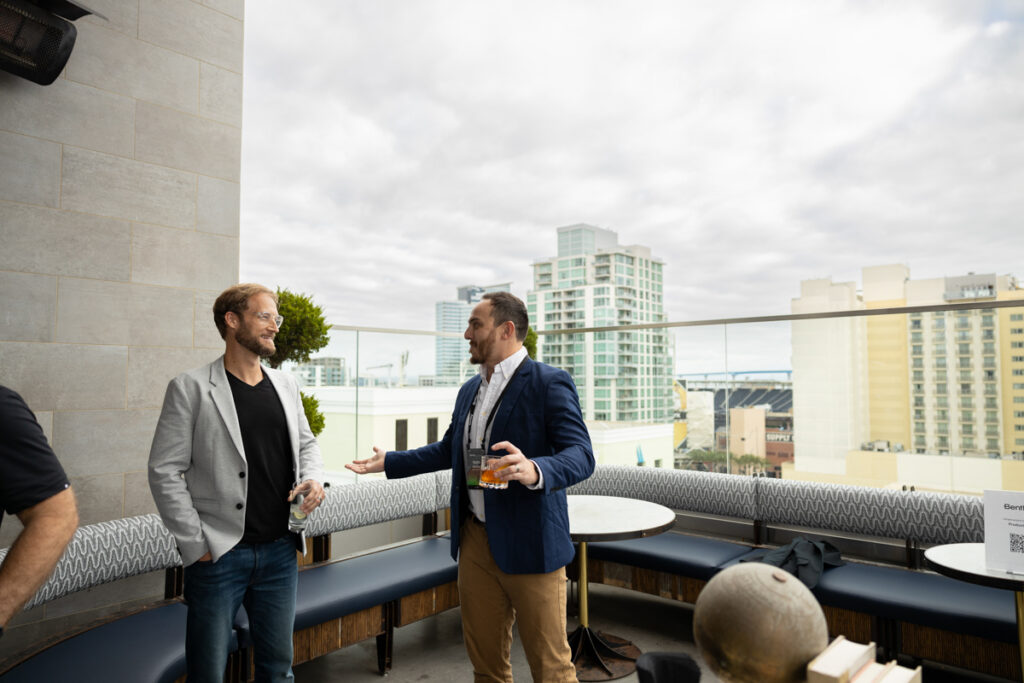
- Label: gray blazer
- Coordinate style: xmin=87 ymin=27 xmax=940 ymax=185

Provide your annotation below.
xmin=148 ymin=357 xmax=323 ymax=566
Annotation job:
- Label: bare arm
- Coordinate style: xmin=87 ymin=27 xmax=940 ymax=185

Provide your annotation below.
xmin=0 ymin=487 xmax=78 ymax=626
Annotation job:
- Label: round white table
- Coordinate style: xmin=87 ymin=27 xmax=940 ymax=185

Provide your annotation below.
xmin=924 ymin=543 xmax=1024 ymax=680
xmin=567 ymin=495 xmax=676 ymax=681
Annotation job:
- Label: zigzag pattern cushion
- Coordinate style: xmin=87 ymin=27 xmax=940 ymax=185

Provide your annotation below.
xmin=905 ymin=490 xmax=983 ymax=544
xmin=757 ymin=478 xmax=914 ymax=537
xmin=568 ymin=465 xmax=758 ymax=518
xmin=307 ymin=473 xmax=437 ymax=537
xmin=434 ymin=469 xmax=452 ymax=510
xmin=756 ymin=478 xmax=983 ymax=543
xmin=11 ymin=514 xmax=179 ymax=610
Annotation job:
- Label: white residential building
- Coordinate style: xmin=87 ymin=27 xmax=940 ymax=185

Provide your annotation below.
xmin=527 ymin=224 xmax=674 ymax=424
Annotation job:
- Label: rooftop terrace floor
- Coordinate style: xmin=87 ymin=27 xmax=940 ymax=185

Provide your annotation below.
xmin=295 ymin=582 xmax=713 ymax=682
xmin=295 ymin=582 xmax=1013 ymax=683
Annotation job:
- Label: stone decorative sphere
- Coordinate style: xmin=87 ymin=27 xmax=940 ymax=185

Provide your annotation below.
xmin=693 ymin=562 xmax=829 ymax=682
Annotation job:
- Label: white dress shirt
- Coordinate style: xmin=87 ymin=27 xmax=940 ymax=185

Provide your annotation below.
xmin=466 ymin=346 xmax=545 ymax=521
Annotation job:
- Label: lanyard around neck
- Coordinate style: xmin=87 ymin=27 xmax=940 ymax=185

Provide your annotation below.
xmin=466 ymin=359 xmax=526 ymax=449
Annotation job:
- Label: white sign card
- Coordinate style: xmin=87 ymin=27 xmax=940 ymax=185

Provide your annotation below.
xmin=984 ymin=489 xmax=1024 ymax=574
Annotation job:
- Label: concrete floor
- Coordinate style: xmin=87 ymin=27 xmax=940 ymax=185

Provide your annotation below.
xmin=295 ymin=582 xmax=1014 ymax=683
xmin=295 ymin=582 xmax=719 ymax=682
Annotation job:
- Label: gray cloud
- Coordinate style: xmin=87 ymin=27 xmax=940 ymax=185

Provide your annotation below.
xmin=241 ymin=0 xmax=1024 ymax=346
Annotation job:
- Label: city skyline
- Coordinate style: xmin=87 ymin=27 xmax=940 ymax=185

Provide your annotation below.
xmin=241 ymin=1 xmax=1023 ymax=348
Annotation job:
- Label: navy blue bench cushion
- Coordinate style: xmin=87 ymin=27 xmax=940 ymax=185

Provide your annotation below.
xmin=0 ymin=601 xmax=211 ymax=683
xmin=812 ymin=563 xmax=1017 ymax=643
xmin=587 ymin=532 xmax=753 ymax=581
xmin=290 ymin=536 xmax=458 ymax=632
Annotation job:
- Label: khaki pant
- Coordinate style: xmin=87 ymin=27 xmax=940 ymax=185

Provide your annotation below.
xmin=458 ymin=518 xmax=578 ymax=683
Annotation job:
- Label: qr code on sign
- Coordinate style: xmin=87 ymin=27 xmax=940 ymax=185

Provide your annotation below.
xmin=1011 ymin=533 xmax=1024 ymax=554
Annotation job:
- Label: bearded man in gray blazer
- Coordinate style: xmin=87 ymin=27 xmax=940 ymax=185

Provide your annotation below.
xmin=149 ymin=283 xmax=325 ymax=683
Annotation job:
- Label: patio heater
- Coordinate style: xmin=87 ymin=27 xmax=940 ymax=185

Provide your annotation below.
xmin=0 ymin=0 xmax=105 ymax=85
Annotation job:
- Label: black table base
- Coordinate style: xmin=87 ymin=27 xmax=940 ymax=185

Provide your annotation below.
xmin=567 ymin=626 xmax=641 ymax=681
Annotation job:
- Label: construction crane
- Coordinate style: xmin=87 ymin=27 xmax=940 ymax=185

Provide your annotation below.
xmin=365 ymin=363 xmax=393 ymax=388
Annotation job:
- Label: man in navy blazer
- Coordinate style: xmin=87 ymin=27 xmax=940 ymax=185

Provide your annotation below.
xmin=348 ymin=291 xmax=594 ymax=682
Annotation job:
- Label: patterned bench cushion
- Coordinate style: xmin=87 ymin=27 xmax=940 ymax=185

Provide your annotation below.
xmin=434 ymin=469 xmax=452 ymax=510
xmin=0 ymin=514 xmax=180 ymax=611
xmin=756 ymin=478 xmax=983 ymax=544
xmin=307 ymin=473 xmax=438 ymax=537
xmin=568 ymin=465 xmax=758 ymax=519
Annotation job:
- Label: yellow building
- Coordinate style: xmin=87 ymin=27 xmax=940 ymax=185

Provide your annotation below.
xmin=792 ymin=266 xmax=1024 ymax=477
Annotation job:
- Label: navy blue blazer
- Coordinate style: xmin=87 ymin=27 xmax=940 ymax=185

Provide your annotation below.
xmin=384 ymin=357 xmax=595 ymax=574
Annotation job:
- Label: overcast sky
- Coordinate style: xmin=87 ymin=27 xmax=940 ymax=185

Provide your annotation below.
xmin=239 ymin=1 xmax=1024 ymax=373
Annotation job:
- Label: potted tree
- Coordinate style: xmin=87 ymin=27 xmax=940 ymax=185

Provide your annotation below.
xmin=267 ymin=288 xmax=331 ymax=436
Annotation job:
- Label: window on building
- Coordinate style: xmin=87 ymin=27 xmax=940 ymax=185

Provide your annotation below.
xmin=427 ymin=417 xmax=438 ymax=444
xmin=396 ymin=419 xmax=408 ymax=451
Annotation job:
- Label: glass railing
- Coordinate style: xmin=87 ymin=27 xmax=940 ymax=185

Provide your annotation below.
xmin=291 ymin=299 xmax=1024 ymax=496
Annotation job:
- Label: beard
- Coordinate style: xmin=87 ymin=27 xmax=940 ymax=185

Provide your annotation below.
xmin=236 ymin=325 xmax=275 ymax=358
xmin=468 ymin=329 xmax=496 ymax=365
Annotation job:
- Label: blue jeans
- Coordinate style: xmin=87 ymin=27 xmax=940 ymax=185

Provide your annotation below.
xmin=184 ymin=536 xmax=298 ymax=683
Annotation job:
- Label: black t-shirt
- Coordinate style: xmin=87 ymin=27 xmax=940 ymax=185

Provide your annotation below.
xmin=0 ymin=386 xmax=71 ymax=532
xmin=226 ymin=370 xmax=293 ymax=544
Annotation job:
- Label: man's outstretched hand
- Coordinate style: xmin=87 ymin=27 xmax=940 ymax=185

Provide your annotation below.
xmin=346 ymin=446 xmax=386 ymax=474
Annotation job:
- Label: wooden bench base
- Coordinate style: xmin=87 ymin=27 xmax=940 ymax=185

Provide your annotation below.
xmin=581 ymin=561 xmax=1020 ymax=680
xmin=293 ymin=604 xmax=387 ymax=666
xmin=901 ymin=621 xmax=1019 ymax=680
xmin=236 ymin=581 xmax=461 ymax=681
xmin=585 ymin=558 xmax=707 ymax=604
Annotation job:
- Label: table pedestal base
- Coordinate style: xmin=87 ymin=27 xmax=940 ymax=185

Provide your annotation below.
xmin=567 ymin=625 xmax=641 ymax=681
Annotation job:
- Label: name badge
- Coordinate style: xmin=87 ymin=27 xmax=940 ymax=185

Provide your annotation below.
xmin=466 ymin=448 xmax=486 ymax=489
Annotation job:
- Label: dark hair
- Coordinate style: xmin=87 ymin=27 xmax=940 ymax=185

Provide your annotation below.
xmin=483 ymin=292 xmax=529 ymax=342
xmin=213 ymin=283 xmax=277 ymax=339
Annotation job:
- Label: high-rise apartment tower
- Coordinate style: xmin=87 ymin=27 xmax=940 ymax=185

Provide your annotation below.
xmin=527 ymin=224 xmax=674 ymax=423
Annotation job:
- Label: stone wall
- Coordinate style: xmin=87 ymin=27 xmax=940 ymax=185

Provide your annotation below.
xmin=0 ymin=0 xmax=244 ymax=652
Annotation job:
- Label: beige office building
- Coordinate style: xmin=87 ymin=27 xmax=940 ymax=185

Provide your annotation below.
xmin=791 ymin=265 xmax=1024 ymax=477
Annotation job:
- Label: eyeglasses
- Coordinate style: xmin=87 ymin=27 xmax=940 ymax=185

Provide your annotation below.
xmin=253 ymin=311 xmax=284 ymax=327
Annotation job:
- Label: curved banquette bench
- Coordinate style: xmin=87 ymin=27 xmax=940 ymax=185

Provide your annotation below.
xmin=0 ymin=472 xmax=458 ymax=683
xmin=1 ymin=465 xmax=1015 ymax=680
xmin=569 ymin=466 xmax=1016 ymax=680
xmin=0 ymin=515 xmax=201 ymax=683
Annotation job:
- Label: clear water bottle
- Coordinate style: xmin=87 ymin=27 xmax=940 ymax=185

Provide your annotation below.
xmin=288 ymin=493 xmax=307 ymax=533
